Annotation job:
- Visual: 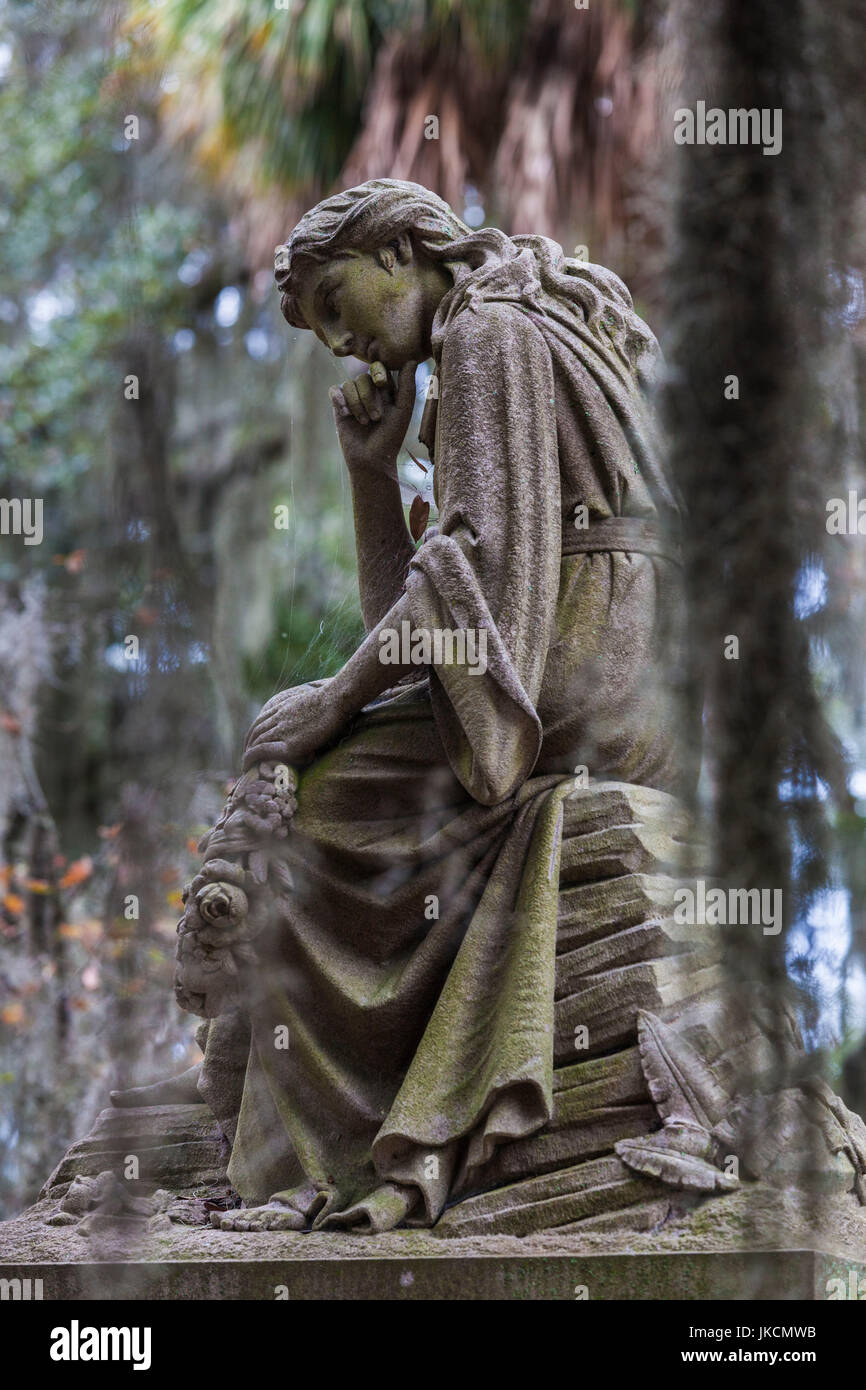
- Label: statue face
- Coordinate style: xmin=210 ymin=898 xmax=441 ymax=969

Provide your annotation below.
xmin=295 ymin=233 xmax=449 ymax=369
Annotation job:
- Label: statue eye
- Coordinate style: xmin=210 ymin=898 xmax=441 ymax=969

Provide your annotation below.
xmin=324 ymin=289 xmax=339 ymax=316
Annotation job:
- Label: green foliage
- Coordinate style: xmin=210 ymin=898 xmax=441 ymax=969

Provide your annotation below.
xmin=133 ymin=0 xmax=530 ymax=195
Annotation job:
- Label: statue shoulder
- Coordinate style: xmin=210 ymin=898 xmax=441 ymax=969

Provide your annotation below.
xmin=439 ymin=295 xmax=549 ymax=374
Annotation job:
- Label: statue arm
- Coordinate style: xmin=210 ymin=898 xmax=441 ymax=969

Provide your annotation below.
xmin=348 ymin=467 xmax=415 ymax=632
xmin=327 ymin=360 xmax=420 ymax=631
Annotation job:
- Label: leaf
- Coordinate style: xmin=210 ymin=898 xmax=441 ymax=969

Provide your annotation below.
xmin=59 ymin=856 xmax=93 ymax=889
xmin=635 ymin=1009 xmax=730 ymax=1130
xmin=616 ymin=1132 xmax=739 ymax=1192
xmin=3 ymin=893 xmax=24 ymax=915
xmin=409 ymin=494 xmax=430 ymax=542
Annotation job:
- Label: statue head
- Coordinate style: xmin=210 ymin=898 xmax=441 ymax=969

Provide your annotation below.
xmin=274 ymin=179 xmax=472 ymax=368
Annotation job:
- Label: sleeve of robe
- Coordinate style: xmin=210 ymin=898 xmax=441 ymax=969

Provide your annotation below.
xmin=405 ymin=299 xmax=562 ymax=805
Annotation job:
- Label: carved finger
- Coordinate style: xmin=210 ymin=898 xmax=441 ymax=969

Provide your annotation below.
xmin=244 ymin=727 xmax=284 ymax=758
xmin=354 ymin=373 xmax=381 ymax=421
xmin=245 ymin=714 xmax=283 ymax=745
xmin=369 ymin=360 xmax=392 ymax=396
xmin=328 ymin=385 xmax=351 ymax=419
xmin=243 ymin=740 xmax=292 ymax=771
xmin=340 ymin=379 xmax=371 ymax=425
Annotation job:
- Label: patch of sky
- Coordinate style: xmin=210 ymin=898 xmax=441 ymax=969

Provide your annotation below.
xmin=214 ymin=285 xmax=242 ymax=328
xmin=177 ymin=249 xmax=211 ymax=287
xmin=794 ymin=559 xmax=828 ymax=618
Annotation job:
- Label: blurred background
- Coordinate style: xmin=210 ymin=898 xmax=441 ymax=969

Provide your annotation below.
xmin=1 ymin=0 xmax=865 ymax=1218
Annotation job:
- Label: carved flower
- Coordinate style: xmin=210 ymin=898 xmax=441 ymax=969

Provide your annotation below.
xmin=196 ymin=881 xmax=248 ymax=930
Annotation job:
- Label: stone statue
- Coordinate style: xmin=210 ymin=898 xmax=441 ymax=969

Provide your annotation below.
xmin=175 ymin=177 xmax=691 ymax=1233
xmin=44 ymin=180 xmax=865 ymax=1249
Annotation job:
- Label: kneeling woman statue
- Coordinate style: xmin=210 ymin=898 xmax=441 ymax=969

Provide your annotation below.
xmin=177 ymin=178 xmax=684 ymax=1233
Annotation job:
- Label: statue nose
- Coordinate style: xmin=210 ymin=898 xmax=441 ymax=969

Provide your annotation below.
xmin=329 ymin=331 xmax=355 ymax=357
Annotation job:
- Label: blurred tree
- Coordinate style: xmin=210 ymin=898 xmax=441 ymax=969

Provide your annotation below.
xmin=666 ymin=0 xmax=866 ymax=1111
xmin=129 ymin=0 xmax=673 ymax=293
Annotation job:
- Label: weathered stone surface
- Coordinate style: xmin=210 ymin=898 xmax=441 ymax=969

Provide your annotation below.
xmin=558 ymin=872 xmax=679 ymax=951
xmin=1 ymin=1248 xmax=863 ymax=1300
xmin=452 ymin=1049 xmax=656 ymax=1200
xmin=555 ymin=919 xmax=719 ymax=994
xmin=553 ymin=1048 xmax=649 ymax=1110
xmin=561 ymin=783 xmax=694 ymax=840
xmin=435 ymin=1155 xmax=672 ymax=1237
xmin=41 ymin=1104 xmax=229 ymax=1199
xmin=559 ymin=823 xmax=693 ymax=885
xmin=4 ymin=1178 xmax=865 ymax=1299
xmin=554 ymin=962 xmax=725 ymax=1061
xmin=458 ymin=1105 xmax=659 ymax=1197
xmin=110 ymin=1064 xmax=202 ymax=1109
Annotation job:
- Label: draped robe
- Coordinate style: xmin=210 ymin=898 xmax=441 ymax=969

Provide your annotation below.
xmin=222 ymin=238 xmax=685 ymax=1231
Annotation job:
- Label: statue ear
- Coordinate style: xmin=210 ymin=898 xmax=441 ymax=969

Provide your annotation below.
xmin=377 ymin=233 xmax=413 ymax=273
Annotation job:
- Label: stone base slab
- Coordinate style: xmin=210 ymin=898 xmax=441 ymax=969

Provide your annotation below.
xmin=0 ymin=1250 xmax=863 ymax=1300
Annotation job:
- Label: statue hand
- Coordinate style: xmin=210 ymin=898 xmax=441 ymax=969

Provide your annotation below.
xmin=243 ymin=678 xmax=346 ymax=771
xmin=329 ymin=360 xmax=417 ymax=476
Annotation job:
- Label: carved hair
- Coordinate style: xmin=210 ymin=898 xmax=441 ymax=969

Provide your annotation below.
xmin=275 ymin=177 xmax=658 ymax=382
xmin=274 ymin=178 xmax=483 ymax=329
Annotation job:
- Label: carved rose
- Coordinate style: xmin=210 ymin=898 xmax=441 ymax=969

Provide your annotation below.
xmin=174 ymin=856 xmax=280 ymax=1019
xmin=196 ymin=881 xmax=249 ymax=930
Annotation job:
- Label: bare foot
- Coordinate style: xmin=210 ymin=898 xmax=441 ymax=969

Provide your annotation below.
xmin=212 ymin=1202 xmax=306 ymax=1232
xmin=110 ymin=1062 xmax=203 ymax=1108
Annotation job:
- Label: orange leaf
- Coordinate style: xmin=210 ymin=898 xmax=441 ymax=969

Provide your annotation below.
xmin=1 ymin=1003 xmax=25 ymax=1026
xmin=60 ymin=856 xmax=93 ymax=889
xmin=3 ymin=893 xmax=24 ymax=915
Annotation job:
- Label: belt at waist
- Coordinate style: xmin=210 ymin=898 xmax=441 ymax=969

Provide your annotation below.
xmin=562 ymin=515 xmax=682 ymax=566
